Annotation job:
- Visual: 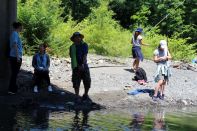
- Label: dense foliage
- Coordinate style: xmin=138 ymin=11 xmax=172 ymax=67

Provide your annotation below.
xmin=61 ymin=0 xmax=99 ymax=22
xmin=18 ymin=0 xmax=196 ymax=60
xmin=109 ymin=0 xmax=197 ymax=40
xmin=18 ymin=0 xmax=63 ymax=54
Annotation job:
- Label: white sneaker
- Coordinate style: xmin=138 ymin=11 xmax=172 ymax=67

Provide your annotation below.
xmin=34 ymin=85 xmax=38 ymax=93
xmin=48 ymin=85 xmax=53 ymax=92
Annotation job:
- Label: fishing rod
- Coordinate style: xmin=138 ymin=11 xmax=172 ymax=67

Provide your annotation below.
xmin=151 ymin=0 xmax=186 ymax=30
xmin=147 ymin=0 xmax=186 ymax=46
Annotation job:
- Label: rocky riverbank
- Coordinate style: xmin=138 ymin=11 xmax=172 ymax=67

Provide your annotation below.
xmin=2 ymin=54 xmax=197 ymax=110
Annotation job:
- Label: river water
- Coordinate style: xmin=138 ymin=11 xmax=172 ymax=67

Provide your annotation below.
xmin=0 ymin=105 xmax=196 ymax=131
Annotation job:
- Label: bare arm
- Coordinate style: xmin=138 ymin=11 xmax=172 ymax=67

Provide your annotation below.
xmin=153 ymin=55 xmax=162 ymax=63
xmin=140 ymin=39 xmax=149 ymax=46
xmin=153 ymin=52 xmax=171 ymax=63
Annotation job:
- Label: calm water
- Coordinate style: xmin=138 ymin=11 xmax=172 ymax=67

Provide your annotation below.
xmin=0 ymin=106 xmax=197 ymax=131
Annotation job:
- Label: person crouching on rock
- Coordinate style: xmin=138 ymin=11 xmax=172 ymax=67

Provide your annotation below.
xmin=69 ymin=32 xmax=91 ymax=103
xmin=32 ymin=44 xmax=52 ymax=93
xmin=152 ymin=40 xmax=172 ymax=101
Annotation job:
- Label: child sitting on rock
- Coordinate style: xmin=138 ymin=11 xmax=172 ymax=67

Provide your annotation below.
xmin=32 ymin=44 xmax=52 ymax=93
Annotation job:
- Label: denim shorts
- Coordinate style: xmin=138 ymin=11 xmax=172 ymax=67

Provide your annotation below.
xmin=132 ymin=46 xmax=144 ymax=61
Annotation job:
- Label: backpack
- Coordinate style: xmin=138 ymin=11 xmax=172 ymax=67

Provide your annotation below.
xmin=134 ymin=67 xmax=147 ymax=82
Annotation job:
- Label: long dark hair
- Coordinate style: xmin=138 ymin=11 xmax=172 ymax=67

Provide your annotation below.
xmin=12 ymin=22 xmax=22 ymax=29
xmin=134 ymin=31 xmax=140 ymax=40
xmin=158 ymin=44 xmax=161 ymax=49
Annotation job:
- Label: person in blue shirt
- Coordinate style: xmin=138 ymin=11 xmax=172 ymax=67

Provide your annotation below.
xmin=32 ymin=44 xmax=52 ymax=93
xmin=8 ymin=22 xmax=23 ymax=94
xmin=69 ymin=32 xmax=91 ymax=102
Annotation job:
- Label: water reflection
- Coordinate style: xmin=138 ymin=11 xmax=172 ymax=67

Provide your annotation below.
xmin=71 ymin=110 xmax=91 ymax=131
xmin=13 ymin=109 xmax=50 ymax=130
xmin=13 ymin=108 xmax=92 ymax=130
xmin=0 ymin=106 xmax=16 ymax=131
xmin=0 ymin=106 xmax=197 ymax=130
xmin=153 ymin=110 xmax=166 ymax=131
xmin=130 ymin=113 xmax=145 ymax=130
xmin=130 ymin=109 xmax=167 ymax=131
xmin=32 ymin=109 xmax=50 ymax=129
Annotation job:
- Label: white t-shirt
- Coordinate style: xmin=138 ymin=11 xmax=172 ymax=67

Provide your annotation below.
xmin=132 ymin=35 xmax=142 ymax=47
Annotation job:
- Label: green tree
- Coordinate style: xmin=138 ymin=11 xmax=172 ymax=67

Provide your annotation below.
xmin=17 ymin=0 xmax=196 ymax=60
xmin=18 ymin=0 xmax=63 ymax=54
xmin=109 ymin=0 xmax=138 ymax=28
xmin=131 ymin=4 xmax=151 ymax=28
xmin=147 ymin=0 xmax=185 ymax=37
xmin=49 ymin=17 xmax=77 ymax=57
xmin=181 ymin=0 xmax=197 ymax=44
xmin=78 ymin=1 xmax=131 ymax=56
xmin=61 ymin=0 xmax=99 ymax=22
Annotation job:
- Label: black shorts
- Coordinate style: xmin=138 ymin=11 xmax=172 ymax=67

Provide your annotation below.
xmin=72 ymin=68 xmax=91 ymax=89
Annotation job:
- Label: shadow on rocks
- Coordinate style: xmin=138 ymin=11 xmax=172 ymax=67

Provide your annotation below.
xmin=1 ymin=69 xmax=105 ymax=112
xmin=124 ymin=68 xmax=135 ymax=73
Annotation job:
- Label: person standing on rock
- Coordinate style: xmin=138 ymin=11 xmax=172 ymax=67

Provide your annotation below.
xmin=8 ymin=22 xmax=23 ymax=94
xmin=152 ymin=40 xmax=172 ymax=101
xmin=131 ymin=28 xmax=149 ymax=71
xmin=32 ymin=44 xmax=52 ymax=93
xmin=69 ymin=32 xmax=91 ymax=102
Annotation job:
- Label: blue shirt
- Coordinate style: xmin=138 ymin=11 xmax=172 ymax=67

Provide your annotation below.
xmin=9 ymin=31 xmax=23 ymax=58
xmin=76 ymin=42 xmax=88 ymax=67
xmin=32 ymin=53 xmax=50 ymax=71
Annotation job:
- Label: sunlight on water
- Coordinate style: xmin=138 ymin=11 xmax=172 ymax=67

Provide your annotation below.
xmin=0 ymin=106 xmax=197 ymax=131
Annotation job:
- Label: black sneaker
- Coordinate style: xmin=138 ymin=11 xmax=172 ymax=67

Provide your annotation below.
xmin=159 ymin=94 xmax=165 ymax=100
xmin=82 ymin=95 xmax=88 ymax=100
xmin=8 ymin=91 xmax=16 ymax=95
xmin=82 ymin=95 xmax=92 ymax=101
xmin=74 ymin=97 xmax=81 ymax=104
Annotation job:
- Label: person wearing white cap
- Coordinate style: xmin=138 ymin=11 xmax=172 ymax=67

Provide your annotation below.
xmin=152 ymin=40 xmax=172 ymax=101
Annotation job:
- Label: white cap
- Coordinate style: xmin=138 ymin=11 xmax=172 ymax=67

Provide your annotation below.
xmin=160 ymin=40 xmax=167 ymax=48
